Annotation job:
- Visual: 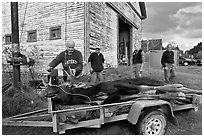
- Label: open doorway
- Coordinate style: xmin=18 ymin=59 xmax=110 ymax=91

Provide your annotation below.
xmin=118 ymin=17 xmax=132 ymax=66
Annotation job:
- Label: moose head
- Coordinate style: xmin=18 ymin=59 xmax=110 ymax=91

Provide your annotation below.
xmin=38 ymin=77 xmax=92 ymax=105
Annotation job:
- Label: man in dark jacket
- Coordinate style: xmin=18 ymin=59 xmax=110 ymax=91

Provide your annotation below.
xmin=161 ymin=43 xmax=176 ymax=82
xmin=47 ymin=40 xmax=83 ymax=82
xmin=88 ymin=45 xmax=105 ymax=84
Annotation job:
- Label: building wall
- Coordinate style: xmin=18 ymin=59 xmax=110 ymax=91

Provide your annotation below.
xmin=87 ymin=2 xmax=118 ymax=67
xmin=2 ymin=2 xmax=143 ymax=72
xmin=2 ymin=2 xmax=85 ymax=73
xmin=87 ymin=2 xmax=142 ymax=67
xmin=110 ymin=2 xmax=141 ymax=28
xmin=132 ymin=26 xmax=142 ymax=59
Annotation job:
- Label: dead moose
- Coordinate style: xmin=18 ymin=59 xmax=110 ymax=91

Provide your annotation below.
xmin=38 ymin=77 xmax=167 ymax=105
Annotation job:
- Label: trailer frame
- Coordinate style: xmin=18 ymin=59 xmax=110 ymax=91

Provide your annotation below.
xmin=2 ymin=94 xmax=201 ymax=134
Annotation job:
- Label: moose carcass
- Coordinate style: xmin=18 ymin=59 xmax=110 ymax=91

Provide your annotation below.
xmin=38 ymin=77 xmax=166 ymax=105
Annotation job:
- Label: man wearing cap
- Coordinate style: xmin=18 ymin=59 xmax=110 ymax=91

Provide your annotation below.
xmin=47 ymin=40 xmax=83 ymax=82
xmin=161 ymin=43 xmax=176 ymax=83
xmin=88 ymin=45 xmax=105 ymax=84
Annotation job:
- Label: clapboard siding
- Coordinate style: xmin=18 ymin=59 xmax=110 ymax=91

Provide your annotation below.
xmin=87 ymin=2 xmax=142 ymax=67
xmin=2 ymin=2 xmax=143 ymax=72
xmin=87 ymin=2 xmax=118 ymax=67
xmin=109 ymin=2 xmax=141 ymax=29
xmin=2 ymin=2 xmax=85 ymax=73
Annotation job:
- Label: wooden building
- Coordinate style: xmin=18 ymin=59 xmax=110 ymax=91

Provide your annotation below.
xmin=2 ymin=2 xmax=146 ymax=72
xmin=141 ymin=39 xmax=163 ymax=51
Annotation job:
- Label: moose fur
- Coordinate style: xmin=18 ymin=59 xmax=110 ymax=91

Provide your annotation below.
xmin=40 ymin=77 xmax=165 ymax=105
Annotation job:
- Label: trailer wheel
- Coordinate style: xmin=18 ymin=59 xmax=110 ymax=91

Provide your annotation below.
xmin=136 ymin=110 xmax=167 ymax=135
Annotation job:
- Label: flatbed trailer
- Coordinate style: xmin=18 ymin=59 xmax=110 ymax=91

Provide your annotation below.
xmin=2 ymin=94 xmax=201 ymax=135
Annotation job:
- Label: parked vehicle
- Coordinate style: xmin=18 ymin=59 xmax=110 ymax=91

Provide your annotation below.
xmin=196 ymin=59 xmax=202 ymax=66
xmin=179 ymin=57 xmax=196 ymax=66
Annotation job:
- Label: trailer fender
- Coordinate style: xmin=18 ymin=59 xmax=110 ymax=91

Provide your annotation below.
xmin=127 ymin=100 xmax=177 ymax=125
xmin=127 ymin=101 xmax=144 ymax=125
xmin=159 ymin=104 xmax=178 ymax=125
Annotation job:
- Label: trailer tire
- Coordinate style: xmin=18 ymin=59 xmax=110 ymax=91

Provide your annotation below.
xmin=136 ymin=110 xmax=167 ymax=135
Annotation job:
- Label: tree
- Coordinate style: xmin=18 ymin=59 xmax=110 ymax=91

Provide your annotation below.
xmin=187 ymin=42 xmax=202 ymax=55
xmin=196 ymin=51 xmax=202 ymax=59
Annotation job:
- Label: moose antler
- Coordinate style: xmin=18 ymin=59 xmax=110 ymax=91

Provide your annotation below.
xmin=41 ymin=78 xmax=52 ymax=87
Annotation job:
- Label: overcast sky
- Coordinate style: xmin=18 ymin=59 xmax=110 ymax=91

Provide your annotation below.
xmin=142 ymin=2 xmax=202 ymax=51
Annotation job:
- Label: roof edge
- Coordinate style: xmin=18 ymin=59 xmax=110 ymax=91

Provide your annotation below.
xmin=139 ymin=2 xmax=147 ymax=20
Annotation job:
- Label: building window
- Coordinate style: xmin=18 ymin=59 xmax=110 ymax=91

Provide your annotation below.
xmin=27 ymin=30 xmax=37 ymax=42
xmin=50 ymin=26 xmax=61 ymax=40
xmin=5 ymin=34 xmax=12 ymax=44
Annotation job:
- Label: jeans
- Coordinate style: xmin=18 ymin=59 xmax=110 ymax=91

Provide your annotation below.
xmin=132 ymin=63 xmax=143 ymax=78
xmin=91 ymin=71 xmax=103 ymax=84
xmin=164 ymin=63 xmax=175 ymax=82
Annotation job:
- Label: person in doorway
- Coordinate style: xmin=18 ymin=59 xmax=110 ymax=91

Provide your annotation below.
xmin=47 ymin=40 xmax=83 ymax=82
xmin=88 ymin=45 xmax=105 ymax=84
xmin=132 ymin=46 xmax=145 ymax=78
xmin=161 ymin=43 xmax=176 ymax=83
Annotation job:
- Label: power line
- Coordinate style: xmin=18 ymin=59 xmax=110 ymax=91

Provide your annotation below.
xmin=19 ymin=2 xmax=28 ymax=43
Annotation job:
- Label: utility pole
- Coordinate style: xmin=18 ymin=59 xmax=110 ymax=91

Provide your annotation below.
xmin=11 ymin=2 xmax=21 ymax=88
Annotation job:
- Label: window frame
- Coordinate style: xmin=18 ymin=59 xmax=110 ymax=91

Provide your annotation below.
xmin=49 ymin=26 xmax=61 ymax=40
xmin=27 ymin=30 xmax=37 ymax=42
xmin=4 ymin=34 xmax=12 ymax=44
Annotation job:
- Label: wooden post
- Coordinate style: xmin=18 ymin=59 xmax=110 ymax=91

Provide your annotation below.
xmin=11 ymin=2 xmax=21 ymax=88
xmin=100 ymin=107 xmax=104 ymax=124
xmin=48 ymin=98 xmax=53 ymax=113
xmin=52 ymin=113 xmax=58 ymax=133
xmin=48 ymin=98 xmax=59 ymax=133
xmin=84 ymin=2 xmax=90 ymax=62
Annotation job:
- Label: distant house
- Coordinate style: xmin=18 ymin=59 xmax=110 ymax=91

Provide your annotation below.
xmin=2 ymin=2 xmax=147 ymax=72
xmin=147 ymin=50 xmax=179 ymax=68
xmin=141 ymin=39 xmax=162 ymax=51
xmin=141 ymin=39 xmax=180 ymax=67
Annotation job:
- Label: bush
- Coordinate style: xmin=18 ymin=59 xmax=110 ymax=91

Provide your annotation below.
xmin=2 ymin=86 xmax=47 ymax=118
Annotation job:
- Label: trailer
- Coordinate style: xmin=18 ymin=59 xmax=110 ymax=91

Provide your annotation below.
xmin=2 ymin=93 xmax=201 ymax=135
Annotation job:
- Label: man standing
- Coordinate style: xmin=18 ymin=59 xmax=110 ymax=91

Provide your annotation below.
xmin=47 ymin=40 xmax=83 ymax=82
xmin=88 ymin=45 xmax=105 ymax=84
xmin=161 ymin=43 xmax=175 ymax=83
xmin=132 ymin=46 xmax=145 ymax=78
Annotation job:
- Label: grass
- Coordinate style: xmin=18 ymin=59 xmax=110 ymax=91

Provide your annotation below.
xmin=103 ymin=64 xmax=202 ymax=89
xmin=2 ymin=86 xmax=47 ymax=118
xmin=140 ymin=64 xmax=202 ymax=89
xmin=2 ymin=64 xmax=202 ymax=135
xmin=2 ymin=71 xmax=48 ymax=118
xmin=2 ymin=64 xmax=202 ymax=117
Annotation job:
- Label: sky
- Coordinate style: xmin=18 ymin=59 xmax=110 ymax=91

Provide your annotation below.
xmin=141 ymin=2 xmax=202 ymax=51
xmin=1 ymin=0 xmax=202 ymax=52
